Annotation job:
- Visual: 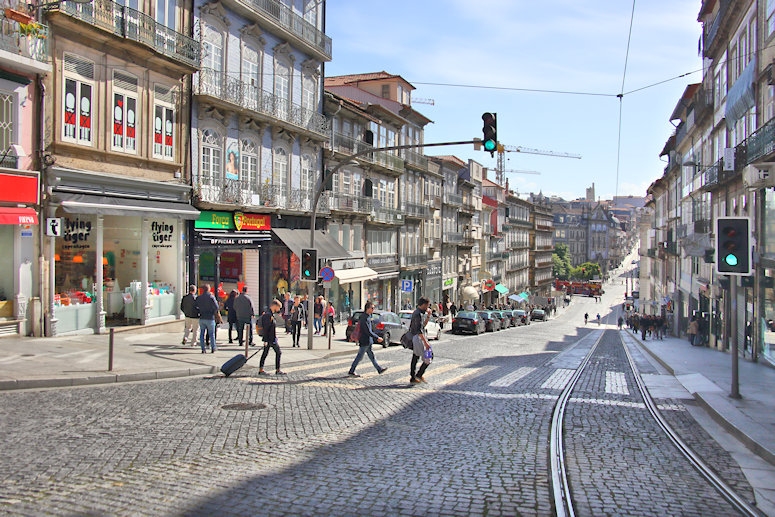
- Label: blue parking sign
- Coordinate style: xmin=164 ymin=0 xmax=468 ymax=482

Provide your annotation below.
xmin=400 ymin=280 xmax=413 ymax=292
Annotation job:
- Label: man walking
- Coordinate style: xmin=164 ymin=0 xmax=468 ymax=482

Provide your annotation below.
xmin=348 ymin=301 xmax=387 ymax=377
xmin=282 ymin=292 xmax=292 ymax=334
xmin=313 ymin=296 xmax=323 ymax=335
xmin=258 ymin=299 xmax=285 ymax=375
xmin=409 ymin=297 xmax=432 ymax=384
xmin=180 ymin=284 xmax=198 ymax=346
xmin=234 ymin=286 xmax=255 ymax=347
xmin=194 ymin=284 xmax=219 ymax=354
xmin=290 ymin=295 xmax=303 ymax=347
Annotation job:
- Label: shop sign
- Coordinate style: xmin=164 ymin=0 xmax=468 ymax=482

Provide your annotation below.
xmin=369 ymin=255 xmax=397 ymax=267
xmin=63 ymin=217 xmax=92 ymax=248
xmin=195 ymin=211 xmax=234 ymax=230
xmin=425 ymin=261 xmax=442 ymax=279
xmin=234 ymin=212 xmax=270 ymax=231
xmin=151 ymin=221 xmax=174 ymax=248
xmin=443 ymin=277 xmax=455 ymax=287
xmin=0 ymin=172 xmax=38 ymax=204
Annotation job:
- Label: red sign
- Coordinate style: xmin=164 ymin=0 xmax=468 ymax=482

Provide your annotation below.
xmin=483 ymin=279 xmax=496 ymax=292
xmin=233 ymin=212 xmax=271 ymax=231
xmin=0 ymin=173 xmax=38 ymax=204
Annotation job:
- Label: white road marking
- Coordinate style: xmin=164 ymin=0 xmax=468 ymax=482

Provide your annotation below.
xmin=489 ymin=367 xmax=536 ymax=387
xmin=541 ymin=368 xmax=575 ymax=390
xmin=605 ymin=371 xmax=630 ymax=395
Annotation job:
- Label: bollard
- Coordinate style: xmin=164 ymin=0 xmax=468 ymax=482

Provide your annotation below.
xmin=108 ymin=327 xmax=114 ymax=371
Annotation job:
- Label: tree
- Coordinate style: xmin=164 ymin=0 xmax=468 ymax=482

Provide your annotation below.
xmin=552 ymin=243 xmax=573 ymax=280
xmin=571 ymin=262 xmax=601 ymax=281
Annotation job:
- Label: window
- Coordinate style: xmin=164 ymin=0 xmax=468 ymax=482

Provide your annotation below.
xmin=155 ymin=0 xmax=175 ymax=29
xmin=0 ymin=90 xmax=14 ymax=166
xmin=241 ymin=138 xmax=258 ymax=191
xmin=302 ymin=73 xmax=316 ymax=114
xmin=201 ymin=24 xmax=223 ymax=94
xmin=201 ymin=128 xmax=222 ymax=184
xmin=242 ymin=46 xmax=260 ymax=111
xmin=381 ymin=84 xmax=390 ymax=99
xmin=112 ymin=71 xmax=138 ymax=153
xmin=303 ymin=0 xmax=317 ymax=27
xmin=274 ymin=59 xmax=290 ymax=120
xmin=301 ymin=153 xmax=314 ymax=193
xmin=153 ymin=84 xmax=176 ymax=160
xmin=273 ymin=147 xmax=288 ymax=191
xmin=62 ymin=54 xmax=94 ymax=145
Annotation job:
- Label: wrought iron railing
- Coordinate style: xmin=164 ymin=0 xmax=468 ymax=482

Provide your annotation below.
xmin=326 ymin=191 xmax=371 ymax=214
xmin=371 ymin=205 xmax=403 ymax=224
xmin=745 ymin=116 xmax=775 ymax=164
xmin=444 ymin=231 xmax=463 ymax=244
xmin=229 ymin=0 xmax=331 ymax=59
xmin=196 ymin=68 xmax=328 ymax=137
xmin=329 ymin=131 xmax=404 ymax=174
xmin=403 ymin=201 xmax=428 ymax=219
xmin=57 ymin=0 xmax=199 ymax=68
xmin=400 ymin=254 xmax=426 ymax=267
xmin=194 ymin=176 xmax=328 ymax=212
xmin=443 ymin=192 xmax=462 ymax=206
xmin=702 ymin=0 xmax=730 ymax=57
xmin=403 ymin=148 xmax=428 ymax=169
xmin=0 ymin=16 xmax=48 ymax=64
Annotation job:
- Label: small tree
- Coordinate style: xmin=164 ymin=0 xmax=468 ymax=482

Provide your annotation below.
xmin=571 ymin=262 xmax=601 ymax=281
xmin=552 ymin=243 xmax=573 ymax=280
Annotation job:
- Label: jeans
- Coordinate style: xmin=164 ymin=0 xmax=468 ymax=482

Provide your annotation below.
xmin=410 ymin=352 xmax=429 ymax=380
xmin=291 ymin=321 xmax=301 ymax=346
xmin=237 ymin=318 xmax=253 ymax=345
xmin=199 ymin=318 xmax=217 ymax=352
xmin=260 ymin=340 xmax=282 ymax=371
xmin=349 ymin=343 xmax=381 ymax=374
xmin=314 ymin=316 xmax=322 ymax=334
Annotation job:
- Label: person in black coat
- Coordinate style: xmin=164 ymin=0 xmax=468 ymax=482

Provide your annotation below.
xmin=224 ymin=289 xmax=238 ymax=343
xmin=258 ymin=299 xmax=285 ymax=375
xmin=348 ymin=301 xmax=387 ymax=377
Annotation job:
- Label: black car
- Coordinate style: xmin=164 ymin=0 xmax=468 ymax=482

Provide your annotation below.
xmin=346 ymin=310 xmax=407 ymax=347
xmin=477 ymin=311 xmax=501 ymax=332
xmin=531 ymin=309 xmax=547 ymax=321
xmin=451 ymin=311 xmax=486 ymax=335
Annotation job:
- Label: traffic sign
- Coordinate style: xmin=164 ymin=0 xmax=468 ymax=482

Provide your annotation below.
xmin=319 ymin=266 xmax=335 ymax=282
xmin=400 ymin=279 xmax=413 ymax=292
xmin=483 ymin=279 xmax=496 ymax=292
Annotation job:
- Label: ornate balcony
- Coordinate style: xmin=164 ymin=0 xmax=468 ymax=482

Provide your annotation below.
xmin=403 ymin=201 xmax=429 ymax=219
xmin=371 ymin=205 xmax=403 ymax=225
xmin=400 ymin=253 xmax=427 ymax=268
xmin=329 ymin=131 xmax=404 ymax=175
xmin=0 ymin=17 xmax=50 ymax=74
xmin=745 ymin=116 xmax=775 ymax=165
xmin=54 ymin=0 xmax=200 ymax=69
xmin=443 ymin=191 xmax=462 ymax=206
xmin=194 ymin=176 xmax=328 ymax=213
xmin=326 ymin=191 xmax=371 ymax=215
xmin=403 ymin=148 xmax=428 ymax=170
xmin=196 ymin=68 xmax=329 ymax=139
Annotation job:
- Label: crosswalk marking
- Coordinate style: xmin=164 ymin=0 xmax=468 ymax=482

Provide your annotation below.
xmin=434 ymin=366 xmax=489 ymax=387
xmin=541 ymin=368 xmax=575 ymax=390
xmin=489 ymin=367 xmax=536 ymax=387
xmin=605 ymin=371 xmax=629 ymax=395
xmin=282 ymin=358 xmax=354 ymax=374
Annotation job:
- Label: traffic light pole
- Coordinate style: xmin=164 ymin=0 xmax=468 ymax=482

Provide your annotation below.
xmin=306 ymin=139 xmax=477 ymax=349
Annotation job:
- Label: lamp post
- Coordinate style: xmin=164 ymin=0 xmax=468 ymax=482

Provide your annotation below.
xmin=305 ymin=138 xmax=477 ymax=349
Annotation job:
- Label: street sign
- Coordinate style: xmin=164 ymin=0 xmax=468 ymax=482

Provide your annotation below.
xmin=319 ymin=266 xmax=334 ymax=282
xmin=400 ymin=279 xmax=413 ymax=292
xmin=46 ymin=217 xmax=62 ymax=237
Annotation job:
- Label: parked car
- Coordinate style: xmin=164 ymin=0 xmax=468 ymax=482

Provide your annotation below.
xmin=513 ymin=309 xmax=530 ymax=326
xmin=496 ymin=310 xmax=514 ymax=328
xmin=399 ymin=310 xmax=441 ymax=340
xmin=530 ymin=308 xmax=547 ymax=321
xmin=346 ymin=310 xmax=407 ymax=347
xmin=477 ymin=311 xmax=501 ymax=332
xmin=451 ymin=311 xmax=486 ymax=335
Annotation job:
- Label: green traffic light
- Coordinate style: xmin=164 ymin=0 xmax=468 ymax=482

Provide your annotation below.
xmin=724 ymin=253 xmax=739 ymax=267
xmin=483 ymin=139 xmax=497 ymax=152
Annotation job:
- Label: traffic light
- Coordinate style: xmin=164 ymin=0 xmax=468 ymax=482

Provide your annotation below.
xmin=481 ymin=112 xmax=497 ymax=157
xmin=715 ymin=217 xmax=751 ymax=275
xmin=301 ymin=248 xmax=317 ymax=281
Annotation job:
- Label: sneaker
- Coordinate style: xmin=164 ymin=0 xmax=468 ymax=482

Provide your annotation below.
xmin=378 ymin=367 xmax=388 ymax=375
xmin=348 ymin=373 xmax=361 ymax=378
xmin=181 ymin=339 xmax=186 ymax=345
xmin=258 ymin=370 xmax=268 ymax=375
xmin=410 ymin=378 xmax=421 ymax=384
xmin=275 ymin=371 xmax=287 ymax=375
xmin=416 ymin=376 xmax=426 ymax=383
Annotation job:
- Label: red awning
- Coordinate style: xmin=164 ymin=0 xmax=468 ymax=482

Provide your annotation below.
xmin=0 ymin=207 xmax=38 ymax=225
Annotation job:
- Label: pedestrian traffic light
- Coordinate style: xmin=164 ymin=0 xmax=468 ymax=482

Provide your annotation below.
xmin=481 ymin=112 xmax=497 ymax=157
xmin=715 ymin=217 xmax=751 ymax=275
xmin=301 ymin=248 xmax=317 ymax=281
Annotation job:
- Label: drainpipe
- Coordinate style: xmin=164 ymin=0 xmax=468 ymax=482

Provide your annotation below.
xmin=37 ymin=75 xmax=46 ymax=337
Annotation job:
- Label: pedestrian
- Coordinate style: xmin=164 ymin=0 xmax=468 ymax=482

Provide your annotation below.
xmin=324 ymin=302 xmax=336 ymax=336
xmin=313 ymin=296 xmax=323 ymax=335
xmin=596 ymin=313 xmax=601 ymax=325
xmin=194 ymin=284 xmax=219 ymax=354
xmin=234 ymin=286 xmax=255 ymax=347
xmin=180 ymin=284 xmax=199 ymax=346
xmin=584 ymin=312 xmax=588 ymax=325
xmin=409 ymin=297 xmax=432 ymax=384
xmin=290 ymin=295 xmax=303 ymax=347
xmin=224 ymin=289 xmax=239 ymax=344
xmin=348 ymin=301 xmax=387 ymax=377
xmin=687 ymin=317 xmax=699 ymax=346
xmin=617 ymin=316 xmax=623 ymax=329
xmin=450 ymin=302 xmax=458 ymax=317
xmin=258 ymin=299 xmax=285 ymax=375
xmin=282 ymin=292 xmax=292 ymax=334
xmin=301 ymin=294 xmax=309 ymax=329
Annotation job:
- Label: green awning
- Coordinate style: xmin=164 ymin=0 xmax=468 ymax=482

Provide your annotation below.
xmin=494 ymin=283 xmax=509 ymax=294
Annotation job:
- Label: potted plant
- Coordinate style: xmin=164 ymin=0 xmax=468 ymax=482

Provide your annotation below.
xmin=18 ymin=21 xmax=45 ymax=39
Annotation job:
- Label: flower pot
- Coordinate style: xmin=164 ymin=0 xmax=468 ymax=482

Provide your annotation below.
xmin=5 ymin=8 xmax=32 ymax=24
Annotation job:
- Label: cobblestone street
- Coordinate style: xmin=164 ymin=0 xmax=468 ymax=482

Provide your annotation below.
xmin=0 ymin=302 xmax=766 ymax=516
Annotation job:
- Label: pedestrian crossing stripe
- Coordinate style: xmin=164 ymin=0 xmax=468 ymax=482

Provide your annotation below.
xmin=541 ymin=369 xmax=575 ymax=390
xmin=605 ymin=371 xmax=629 ymax=395
xmin=489 ymin=367 xmax=536 ymax=387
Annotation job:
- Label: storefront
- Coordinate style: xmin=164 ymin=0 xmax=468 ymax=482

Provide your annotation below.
xmin=332 ymin=257 xmax=377 ymax=318
xmin=423 ymin=260 xmax=442 ymax=307
xmin=365 ymin=255 xmax=399 ymax=312
xmin=48 ymin=169 xmax=199 ymax=335
xmin=0 ymin=170 xmax=39 ymax=336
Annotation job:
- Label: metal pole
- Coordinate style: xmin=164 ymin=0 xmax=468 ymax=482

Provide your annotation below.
xmin=306 ymin=138 xmax=477 ymax=350
xmin=108 ymin=327 xmax=114 ymax=371
xmin=730 ymin=277 xmax=741 ymax=399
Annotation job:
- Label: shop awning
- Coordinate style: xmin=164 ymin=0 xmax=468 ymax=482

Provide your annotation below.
xmin=335 ymin=267 xmax=378 ymax=284
xmin=461 ymin=285 xmax=478 ymax=300
xmin=57 ymin=193 xmax=200 ymax=219
xmin=494 ymin=283 xmax=509 ymax=294
xmin=725 ymin=59 xmax=756 ymax=129
xmin=272 ymin=228 xmax=350 ymax=260
xmin=518 ymin=292 xmax=530 ymax=300
xmin=0 ymin=207 xmax=37 ymax=225
xmin=508 ymin=294 xmax=522 ymax=302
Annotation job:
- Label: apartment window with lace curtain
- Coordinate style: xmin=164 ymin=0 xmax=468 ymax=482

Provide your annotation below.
xmin=0 ymin=92 xmax=13 ymax=167
xmin=201 ymin=128 xmax=222 ymax=184
xmin=241 ymin=138 xmax=258 ymax=191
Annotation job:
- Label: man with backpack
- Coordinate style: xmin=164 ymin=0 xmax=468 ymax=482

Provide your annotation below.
xmin=348 ymin=301 xmax=386 ymax=377
xmin=409 ymin=297 xmax=432 ymax=384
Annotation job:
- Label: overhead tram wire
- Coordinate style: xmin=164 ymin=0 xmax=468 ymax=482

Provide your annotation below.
xmin=615 ymin=0 xmax=637 ymax=200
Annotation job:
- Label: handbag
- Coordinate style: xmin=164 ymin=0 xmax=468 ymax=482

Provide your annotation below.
xmin=422 ymin=346 xmax=433 ymax=365
xmin=400 ymin=331 xmax=414 ymax=349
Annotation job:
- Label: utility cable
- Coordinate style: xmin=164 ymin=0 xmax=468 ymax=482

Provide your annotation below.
xmin=615 ymin=0 xmax=637 ymax=200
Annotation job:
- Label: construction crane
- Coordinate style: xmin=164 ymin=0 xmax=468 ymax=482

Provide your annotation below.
xmin=495 ymin=143 xmax=581 ymax=184
xmin=411 ymin=97 xmax=435 ymax=106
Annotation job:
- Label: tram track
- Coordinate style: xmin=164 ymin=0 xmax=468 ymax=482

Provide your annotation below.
xmin=549 ymin=329 xmax=762 ymax=517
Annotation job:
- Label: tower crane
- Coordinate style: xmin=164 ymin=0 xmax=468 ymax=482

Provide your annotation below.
xmin=495 ymin=143 xmax=581 ymax=185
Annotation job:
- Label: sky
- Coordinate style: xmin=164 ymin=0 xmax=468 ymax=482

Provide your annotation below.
xmin=324 ymin=0 xmax=703 ymax=201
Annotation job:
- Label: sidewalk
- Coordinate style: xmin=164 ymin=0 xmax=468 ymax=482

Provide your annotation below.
xmin=0 ymin=321 xmax=356 ymax=390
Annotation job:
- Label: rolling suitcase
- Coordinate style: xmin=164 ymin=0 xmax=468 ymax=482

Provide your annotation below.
xmin=220 ymin=350 xmax=259 ymax=377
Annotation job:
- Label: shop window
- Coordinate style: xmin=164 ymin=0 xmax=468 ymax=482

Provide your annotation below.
xmin=62 ymin=54 xmax=94 ymax=145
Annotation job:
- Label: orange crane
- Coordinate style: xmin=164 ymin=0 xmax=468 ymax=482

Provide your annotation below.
xmin=495 ymin=143 xmax=581 ymax=185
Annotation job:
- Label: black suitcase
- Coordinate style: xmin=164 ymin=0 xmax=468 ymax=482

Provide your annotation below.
xmin=220 ymin=351 xmax=259 ymax=377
